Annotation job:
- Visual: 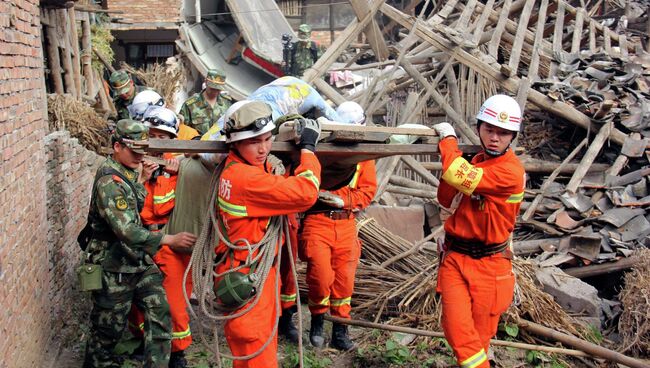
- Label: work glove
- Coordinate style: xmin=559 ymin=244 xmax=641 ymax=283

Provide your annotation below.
xmin=296 ymin=118 xmax=321 ymax=152
xmin=318 ymin=191 xmax=345 ymax=208
xmin=432 ymin=122 xmax=457 ymax=139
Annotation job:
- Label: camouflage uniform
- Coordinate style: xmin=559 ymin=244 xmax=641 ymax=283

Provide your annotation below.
xmin=179 ymin=69 xmax=232 ymax=135
xmin=290 ymin=24 xmax=322 ymax=77
xmin=109 ymin=70 xmax=146 ymax=120
xmin=83 ymin=120 xmax=171 ymax=368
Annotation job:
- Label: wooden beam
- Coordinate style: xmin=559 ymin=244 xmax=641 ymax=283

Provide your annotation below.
xmin=507 ymin=0 xmax=536 ymax=73
xmin=488 ymin=0 xmax=514 ymax=58
xmin=69 ymin=9 xmax=82 ymax=97
xmin=571 ymin=8 xmax=585 ymax=53
xmin=379 ymin=3 xmax=629 ymax=146
xmin=80 ymin=12 xmax=94 ymax=97
xmin=563 ymin=256 xmax=642 ymax=278
xmin=44 ymin=9 xmax=64 ymax=94
xmin=349 ymin=0 xmax=390 ymax=61
xmin=565 ymin=121 xmax=613 ymax=194
xmin=302 ymin=0 xmax=386 ymax=83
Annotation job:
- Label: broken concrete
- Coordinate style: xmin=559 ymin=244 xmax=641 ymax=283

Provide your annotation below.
xmin=363 ymin=204 xmax=424 ymax=243
xmin=535 ymin=266 xmax=603 ymax=326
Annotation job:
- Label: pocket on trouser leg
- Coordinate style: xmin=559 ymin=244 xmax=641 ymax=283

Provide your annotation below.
xmin=491 ymin=272 xmax=515 ymax=315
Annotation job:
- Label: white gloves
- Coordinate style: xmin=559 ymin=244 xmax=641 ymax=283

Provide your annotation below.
xmin=318 ymin=191 xmax=345 ymax=208
xmin=432 ymin=122 xmax=457 ymax=139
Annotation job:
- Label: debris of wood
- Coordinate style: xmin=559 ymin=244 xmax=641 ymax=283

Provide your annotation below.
xmin=47 ymin=94 xmax=109 ymax=152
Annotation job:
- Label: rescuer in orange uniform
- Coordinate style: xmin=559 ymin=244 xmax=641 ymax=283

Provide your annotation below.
xmin=215 ymin=100 xmax=322 ymax=368
xmin=433 ymin=94 xmax=525 ymax=368
xmin=128 ymin=106 xmax=194 ymax=368
xmin=299 ymin=101 xmax=377 ymax=351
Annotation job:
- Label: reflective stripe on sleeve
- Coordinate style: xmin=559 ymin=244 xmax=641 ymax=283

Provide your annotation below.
xmin=441 ymin=157 xmax=483 ymax=195
xmin=153 ymin=189 xmax=175 ymax=204
xmin=505 ymin=192 xmax=524 ymax=203
xmin=281 ymin=293 xmax=297 ymax=302
xmin=297 ymin=169 xmax=320 ymax=189
xmin=348 ymin=164 xmax=361 ymax=188
xmin=218 ymin=197 xmax=248 ymax=217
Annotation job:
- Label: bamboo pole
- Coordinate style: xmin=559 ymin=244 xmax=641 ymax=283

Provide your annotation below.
xmin=45 ymin=9 xmax=64 ymax=94
xmin=385 ymin=185 xmax=437 ymax=199
xmin=519 ymin=319 xmax=650 ymax=368
xmin=389 ymin=175 xmax=437 ymax=191
xmin=58 ymin=9 xmax=77 ymax=97
xmin=325 ymin=316 xmax=589 ymax=357
xmin=69 ymin=9 xmax=82 ymax=98
xmin=80 ymin=12 xmax=94 ymax=97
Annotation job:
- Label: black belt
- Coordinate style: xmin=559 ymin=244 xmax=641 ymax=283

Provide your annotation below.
xmin=445 ymin=235 xmax=509 ymax=259
xmin=304 ymin=209 xmax=353 ymax=221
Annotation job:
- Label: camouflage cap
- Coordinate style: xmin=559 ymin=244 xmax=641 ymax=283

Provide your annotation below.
xmin=113 ymin=119 xmax=148 ymax=154
xmin=205 ymin=69 xmax=226 ymax=89
xmin=298 ymin=24 xmax=312 ymax=40
xmin=109 ymin=70 xmax=132 ymax=96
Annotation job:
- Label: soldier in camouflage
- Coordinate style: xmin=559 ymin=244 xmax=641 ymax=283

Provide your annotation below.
xmin=82 ymin=120 xmax=197 ymax=368
xmin=178 ymin=69 xmax=232 ymax=135
xmin=110 ymin=70 xmax=147 ymax=121
xmin=289 ymin=24 xmax=322 ymax=77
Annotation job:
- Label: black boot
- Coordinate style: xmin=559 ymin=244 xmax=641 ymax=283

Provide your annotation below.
xmin=309 ymin=314 xmax=325 ymax=348
xmin=330 ymin=322 xmax=355 ymax=351
xmin=278 ymin=306 xmax=299 ymax=343
xmin=169 ymin=350 xmax=188 ymax=368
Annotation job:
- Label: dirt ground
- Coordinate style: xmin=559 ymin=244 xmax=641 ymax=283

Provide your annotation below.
xmin=49 ymin=300 xmax=620 ymax=368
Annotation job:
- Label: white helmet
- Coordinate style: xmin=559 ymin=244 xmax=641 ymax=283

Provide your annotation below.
xmin=142 ymin=106 xmax=178 ymax=138
xmin=222 ymin=100 xmax=276 ymax=143
xmin=128 ymin=90 xmax=165 ymax=120
xmin=475 ymin=94 xmax=522 ymax=132
xmin=336 ymin=101 xmax=365 ymax=125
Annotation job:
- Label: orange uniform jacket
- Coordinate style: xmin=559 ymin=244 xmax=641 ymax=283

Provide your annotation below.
xmin=216 ymin=150 xmax=321 ymax=368
xmin=436 ymin=136 xmax=524 ymax=368
xmin=301 ymin=160 xmax=376 ymax=319
xmin=437 ymin=137 xmax=525 ymax=244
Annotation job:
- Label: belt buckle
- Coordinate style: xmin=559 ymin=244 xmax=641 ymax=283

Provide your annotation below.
xmin=328 ymin=211 xmax=337 ymax=220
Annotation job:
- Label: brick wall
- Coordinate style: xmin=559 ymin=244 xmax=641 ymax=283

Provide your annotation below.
xmin=45 ymin=131 xmax=103 ymax=343
xmin=310 ymin=30 xmax=345 ymax=48
xmin=107 ymin=0 xmax=181 ymax=28
xmin=0 ymin=0 xmax=50 ymax=366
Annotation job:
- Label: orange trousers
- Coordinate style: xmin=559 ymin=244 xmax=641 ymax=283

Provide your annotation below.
xmin=128 ymin=245 xmax=193 ymax=352
xmin=216 ymin=260 xmax=279 ymax=368
xmin=437 ymin=251 xmax=515 ymax=368
xmin=280 ymin=215 xmax=299 ymax=310
xmin=299 ymin=214 xmax=361 ymax=318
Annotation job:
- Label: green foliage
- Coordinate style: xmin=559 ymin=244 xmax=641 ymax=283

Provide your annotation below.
xmin=383 ymin=339 xmax=412 ymax=365
xmin=91 ymin=23 xmax=114 ymax=72
xmin=281 ymin=345 xmax=332 ymax=368
xmin=498 ymin=322 xmax=520 ymax=338
xmin=583 ymin=324 xmax=604 ymax=344
xmin=525 ymin=350 xmax=569 ymax=368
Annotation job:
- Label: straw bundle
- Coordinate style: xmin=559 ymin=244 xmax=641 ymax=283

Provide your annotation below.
xmin=298 ymin=215 xmax=585 ymax=340
xmin=121 ymin=62 xmax=182 ymax=108
xmin=47 ymin=94 xmax=109 ymax=153
xmin=618 ymin=248 xmax=650 ymax=357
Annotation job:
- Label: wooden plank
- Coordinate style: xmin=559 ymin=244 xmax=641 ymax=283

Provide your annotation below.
xmin=471 ymin=0 xmax=496 ymax=44
xmin=507 ymin=0 xmax=536 ymax=73
xmin=550 ymin=0 xmax=565 ymax=77
xmin=349 ymin=0 xmax=390 ymax=61
xmin=445 ymin=63 xmax=462 ymax=114
xmin=428 ymin=0 xmax=459 ymax=25
xmin=488 ymin=0 xmax=514 ymax=58
xmin=380 ymin=3 xmax=630 ymax=146
xmin=312 ymin=78 xmax=346 ymax=105
xmin=302 ymin=0 xmax=386 ymax=83
xmin=456 ymin=0 xmax=477 ymax=30
xmin=402 ymin=57 xmax=455 ymax=123
xmin=528 ymin=0 xmax=548 ymax=80
xmin=374 ymin=156 xmax=402 ymax=201
xmin=565 ymin=121 xmax=613 ymax=194
xmin=570 ymin=7 xmax=585 ymax=54
xmin=386 ymin=185 xmax=437 ymax=199
xmin=58 ymin=9 xmax=77 ymax=97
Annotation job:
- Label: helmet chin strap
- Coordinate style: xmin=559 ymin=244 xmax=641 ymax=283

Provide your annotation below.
xmin=480 ymin=137 xmax=512 ymax=157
